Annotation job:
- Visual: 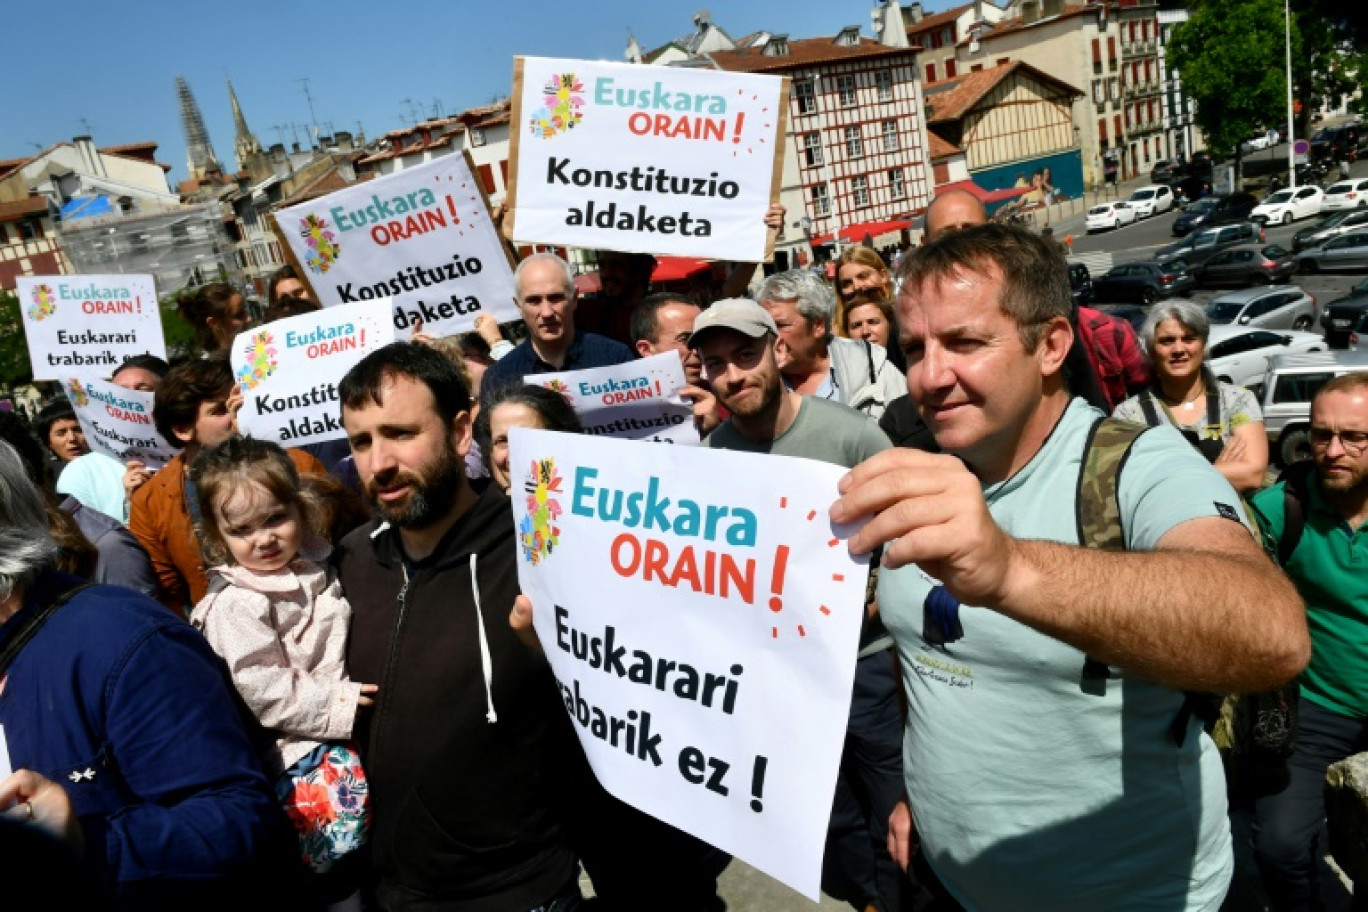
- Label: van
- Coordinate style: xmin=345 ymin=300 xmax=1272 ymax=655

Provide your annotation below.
xmin=1260 ymin=350 xmax=1368 ymax=464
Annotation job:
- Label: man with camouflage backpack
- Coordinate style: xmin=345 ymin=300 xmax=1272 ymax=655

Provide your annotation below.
xmin=1250 ymin=372 xmax=1368 ymax=912
xmin=832 ymin=223 xmax=1309 ymax=911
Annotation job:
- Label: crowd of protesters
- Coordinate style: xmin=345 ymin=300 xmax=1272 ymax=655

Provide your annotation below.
xmin=0 ymin=185 xmax=1361 ymax=912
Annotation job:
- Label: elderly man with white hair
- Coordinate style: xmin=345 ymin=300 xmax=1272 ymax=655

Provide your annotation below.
xmin=757 ymin=268 xmax=907 ymax=419
xmin=0 ymin=440 xmax=289 ymax=908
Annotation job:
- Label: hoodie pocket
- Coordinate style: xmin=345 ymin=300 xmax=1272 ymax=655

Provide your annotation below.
xmin=390 ymin=788 xmax=526 ymax=892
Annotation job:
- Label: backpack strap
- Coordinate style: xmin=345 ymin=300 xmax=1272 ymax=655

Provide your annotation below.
xmin=1276 ymin=461 xmax=1314 ymax=567
xmin=0 ymin=581 xmax=95 ymax=677
xmin=1076 ymin=418 xmax=1148 ymax=694
xmin=1137 ymin=393 xmax=1163 ymax=428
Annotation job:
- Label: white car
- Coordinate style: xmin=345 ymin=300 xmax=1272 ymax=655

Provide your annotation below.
xmin=1126 ymin=184 xmax=1176 ymax=218
xmin=1085 ymin=201 xmax=1137 ymax=232
xmin=1241 ymin=129 xmax=1280 ymax=153
xmin=1251 ymin=186 xmax=1326 ymax=225
xmin=1206 ymin=325 xmax=1325 ymax=391
xmin=1320 ymin=178 xmax=1368 ymax=212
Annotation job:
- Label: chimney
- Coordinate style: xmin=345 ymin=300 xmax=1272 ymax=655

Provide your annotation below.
xmin=909 ymin=2 xmax=924 ymax=24
xmin=73 ymin=135 xmax=106 ymax=179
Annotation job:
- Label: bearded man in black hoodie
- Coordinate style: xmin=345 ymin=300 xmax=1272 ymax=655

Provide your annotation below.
xmin=336 ymin=343 xmax=582 ymax=911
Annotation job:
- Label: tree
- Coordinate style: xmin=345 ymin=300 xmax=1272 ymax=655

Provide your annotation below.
xmin=1169 ymin=0 xmax=1294 ymax=185
xmin=0 ymin=291 xmax=34 ymax=391
xmin=1290 ymin=0 xmax=1366 ymax=137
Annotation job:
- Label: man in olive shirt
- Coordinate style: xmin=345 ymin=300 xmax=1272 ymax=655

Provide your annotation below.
xmin=1251 ymin=372 xmax=1368 ymax=912
xmin=692 ymin=299 xmax=911 ymax=912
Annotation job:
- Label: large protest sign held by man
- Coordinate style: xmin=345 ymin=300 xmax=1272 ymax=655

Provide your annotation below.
xmin=272 ymin=153 xmax=520 ymax=337
xmin=508 ymin=57 xmax=787 ymax=261
xmin=525 ymin=351 xmax=699 ymax=445
xmin=232 ymin=300 xmax=394 ymax=446
xmin=510 ymin=427 xmax=867 ymax=899
xmin=16 ymin=274 xmax=166 ymax=380
xmin=63 ymin=377 xmax=176 ymax=469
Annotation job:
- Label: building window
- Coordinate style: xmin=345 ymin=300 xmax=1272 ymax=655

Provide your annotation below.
xmin=1108 ymin=37 xmax=1117 ymax=71
xmin=925 ymin=62 xmax=937 ymax=83
xmin=882 ymin=120 xmax=899 ymax=152
xmin=944 ymin=27 xmax=954 ymax=45
xmin=1099 ymin=118 xmax=1108 ymax=142
xmin=875 ymin=70 xmax=893 ymax=101
xmin=837 ymin=75 xmax=857 ymax=106
xmin=929 ymin=30 xmax=942 ymax=49
xmin=803 ymin=131 xmax=824 ymax=167
xmin=1092 ymin=37 xmax=1102 ymax=75
xmin=852 ymin=175 xmax=870 ymax=208
xmin=845 ymin=126 xmax=863 ymax=159
xmin=0 ymin=224 xmax=7 ymax=244
xmin=18 ymin=221 xmax=41 ymax=240
xmin=945 ymin=59 xmax=957 ymax=79
xmin=470 ymin=128 xmax=485 ymax=147
xmin=794 ymin=78 xmax=816 ymax=114
xmin=889 ymin=168 xmax=906 ymax=199
xmin=1093 ymin=79 xmax=1105 ymax=106
xmin=811 ymin=183 xmax=830 ymax=216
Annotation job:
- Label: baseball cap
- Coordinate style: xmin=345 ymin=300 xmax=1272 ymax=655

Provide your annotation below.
xmin=688 ymin=298 xmax=778 ymax=346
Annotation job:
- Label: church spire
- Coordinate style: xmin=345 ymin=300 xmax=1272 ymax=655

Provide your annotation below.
xmin=177 ymin=75 xmax=221 ymax=180
xmin=228 ymin=79 xmax=262 ymax=172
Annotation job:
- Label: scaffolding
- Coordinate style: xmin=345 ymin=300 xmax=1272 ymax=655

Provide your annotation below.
xmin=57 ymin=202 xmax=243 ymax=300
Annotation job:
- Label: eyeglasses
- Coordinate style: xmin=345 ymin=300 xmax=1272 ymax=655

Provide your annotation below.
xmin=1309 ymin=427 xmax=1368 ymax=453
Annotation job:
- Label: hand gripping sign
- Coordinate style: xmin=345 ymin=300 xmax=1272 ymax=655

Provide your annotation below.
xmin=232 ymin=300 xmax=394 ymax=447
xmin=510 ymin=427 xmax=868 ymax=899
xmin=16 ymin=274 xmax=166 ymax=381
xmin=525 ymin=351 xmax=700 ymax=445
xmin=63 ymin=377 xmax=176 ymax=470
xmin=508 ymin=57 xmax=788 ymax=261
xmin=272 ymin=153 xmax=520 ymax=338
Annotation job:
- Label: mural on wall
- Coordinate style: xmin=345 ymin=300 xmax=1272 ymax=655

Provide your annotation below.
xmin=972 ymin=150 xmax=1084 ymax=216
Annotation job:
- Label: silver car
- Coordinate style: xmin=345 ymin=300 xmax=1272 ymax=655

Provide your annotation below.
xmin=1295 ymin=231 xmax=1368 ymax=273
xmin=1204 ymin=285 xmax=1319 ymax=331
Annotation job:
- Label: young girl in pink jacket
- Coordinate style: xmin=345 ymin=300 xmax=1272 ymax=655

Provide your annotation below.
xmin=190 ymin=435 xmax=374 ymax=905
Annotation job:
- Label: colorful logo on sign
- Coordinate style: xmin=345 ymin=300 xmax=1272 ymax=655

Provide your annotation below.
xmin=28 ymin=284 xmax=56 ymax=321
xmin=65 ymin=378 xmax=89 ymax=408
xmin=529 ymin=74 xmax=585 ymax=139
xmin=236 ymin=331 xmax=280 ymax=392
xmin=542 ymin=378 xmax=573 ymax=403
xmin=300 ymin=213 xmax=340 ymax=274
xmin=519 ymin=458 xmax=565 ymax=564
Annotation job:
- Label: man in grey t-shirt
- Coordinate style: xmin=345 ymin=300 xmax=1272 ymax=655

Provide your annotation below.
xmin=691 ymin=298 xmax=913 ymax=912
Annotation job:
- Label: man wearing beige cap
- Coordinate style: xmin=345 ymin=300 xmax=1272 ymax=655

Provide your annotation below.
xmin=689 ymin=299 xmax=915 ymax=912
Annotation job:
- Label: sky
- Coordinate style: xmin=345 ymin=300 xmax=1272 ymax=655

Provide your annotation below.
xmin=1 ymin=1 xmax=947 ymax=185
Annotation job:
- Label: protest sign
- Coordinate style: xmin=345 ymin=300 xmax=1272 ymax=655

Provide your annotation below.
xmin=63 ymin=377 xmax=175 ymax=469
xmin=16 ymin=274 xmax=165 ymax=381
xmin=510 ymin=427 xmax=867 ymax=898
xmin=507 ymin=56 xmax=787 ymax=261
xmin=232 ymin=299 xmax=394 ymax=446
xmin=525 ymin=351 xmax=699 ymax=445
xmin=272 ymin=153 xmax=519 ymax=338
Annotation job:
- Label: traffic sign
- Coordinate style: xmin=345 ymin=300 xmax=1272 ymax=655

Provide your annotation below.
xmin=1294 ymin=140 xmax=1310 ymax=155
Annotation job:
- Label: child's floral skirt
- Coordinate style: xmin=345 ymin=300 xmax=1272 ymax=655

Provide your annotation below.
xmin=275 ymin=742 xmax=370 ymax=873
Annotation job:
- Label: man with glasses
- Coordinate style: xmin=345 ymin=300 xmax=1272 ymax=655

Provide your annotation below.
xmin=1250 ymin=372 xmax=1368 ymax=912
xmin=480 ymin=252 xmax=633 ymax=407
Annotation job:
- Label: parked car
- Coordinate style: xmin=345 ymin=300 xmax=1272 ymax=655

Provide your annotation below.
xmin=1207 ymin=326 xmax=1326 ymax=395
xmin=1346 ymin=310 xmax=1368 ymax=350
xmin=1126 ymin=184 xmax=1176 ymax=218
xmin=1171 ymin=193 xmax=1259 ymax=235
xmin=1241 ymin=128 xmax=1280 ymax=153
xmin=1157 ymin=220 xmax=1266 ymax=267
xmin=1150 ymin=160 xmax=1179 ymax=184
xmin=1310 ymin=124 xmax=1363 ymax=162
xmin=1291 ymin=209 xmax=1368 ymax=251
xmin=1190 ymin=243 xmax=1296 ymax=287
xmin=1319 ymin=177 xmax=1368 ymax=211
xmin=1205 ymin=285 xmax=1318 ymax=330
xmin=1086 ymin=201 xmax=1137 ymax=232
xmin=1321 ymin=278 xmax=1368 ymax=347
xmin=1069 ymin=262 xmax=1093 ymax=308
xmin=1250 ymin=186 xmax=1326 ymax=224
xmin=1295 ymin=231 xmax=1368 ymax=273
xmin=1093 ymin=304 xmax=1147 ymax=333
xmin=1260 ymin=350 xmax=1368 ymax=465
xmin=1090 ymin=259 xmax=1195 ymax=305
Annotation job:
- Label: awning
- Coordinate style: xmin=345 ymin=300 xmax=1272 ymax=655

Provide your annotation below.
xmin=811 ymin=218 xmax=913 ymax=246
xmin=651 ymin=256 xmax=712 ymax=283
xmin=59 ymin=195 xmax=113 ymax=220
xmin=937 ymin=179 xmax=1034 ymax=204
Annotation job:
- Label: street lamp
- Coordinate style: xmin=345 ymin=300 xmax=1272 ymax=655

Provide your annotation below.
xmin=1285 ymin=0 xmax=1296 ymax=188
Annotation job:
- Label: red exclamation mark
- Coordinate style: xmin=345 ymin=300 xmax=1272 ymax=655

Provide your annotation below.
xmin=732 ymin=112 xmax=746 ymax=144
xmin=655 ymin=379 xmax=662 ymax=395
xmin=447 ymin=195 xmax=460 ymax=223
xmin=135 ymin=295 xmax=143 ymax=314
xmin=768 ymin=545 xmax=789 ymax=612
xmin=750 ymin=756 xmax=768 ymax=812
xmin=360 ymin=328 xmax=366 ymax=347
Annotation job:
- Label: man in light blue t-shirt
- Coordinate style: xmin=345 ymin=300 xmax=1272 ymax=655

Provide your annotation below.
xmin=830 ymin=224 xmax=1309 ymax=912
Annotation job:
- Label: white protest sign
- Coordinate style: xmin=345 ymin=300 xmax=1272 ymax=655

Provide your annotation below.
xmin=16 ymin=275 xmax=165 ymax=381
xmin=510 ymin=427 xmax=867 ymax=899
xmin=232 ymin=300 xmax=394 ymax=446
xmin=63 ymin=377 xmax=176 ymax=470
xmin=273 ymin=153 xmax=520 ymax=338
xmin=0 ymin=726 xmax=10 ymax=781
xmin=508 ymin=57 xmax=787 ymax=261
xmin=525 ymin=351 xmax=699 ymax=445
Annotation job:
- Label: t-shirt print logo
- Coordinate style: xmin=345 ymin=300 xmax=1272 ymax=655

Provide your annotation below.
xmin=1214 ymin=502 xmax=1241 ymax=523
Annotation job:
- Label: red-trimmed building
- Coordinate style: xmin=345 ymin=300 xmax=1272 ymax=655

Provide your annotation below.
xmin=0 ymin=197 xmax=66 ymax=290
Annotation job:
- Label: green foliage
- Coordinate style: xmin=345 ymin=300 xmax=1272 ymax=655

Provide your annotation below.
xmin=159 ymin=294 xmax=199 ymax=360
xmin=1169 ymin=0 xmax=1293 ymax=180
xmin=0 ymin=291 xmax=33 ymax=390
